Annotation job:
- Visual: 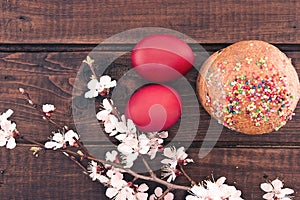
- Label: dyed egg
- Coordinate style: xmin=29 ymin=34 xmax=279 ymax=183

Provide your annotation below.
xmin=131 ymin=34 xmax=194 ymax=82
xmin=125 ymin=84 xmax=182 ymax=132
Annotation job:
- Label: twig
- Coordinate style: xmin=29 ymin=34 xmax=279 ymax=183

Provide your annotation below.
xmin=20 ymin=135 xmax=88 ymax=173
xmin=84 ymin=58 xmax=98 ymax=80
xmin=107 ymin=97 xmax=122 ymax=121
xmin=62 ymin=152 xmax=88 ymax=173
xmin=73 ymin=137 xmax=91 ymax=157
xmin=158 ymin=188 xmax=171 ymax=200
xmin=19 ymin=88 xmax=61 ymax=129
xmin=180 ymin=165 xmax=196 ymax=185
xmin=141 ymin=156 xmax=156 ymax=178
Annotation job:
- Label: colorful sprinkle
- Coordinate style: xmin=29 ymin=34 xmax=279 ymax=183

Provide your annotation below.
xmin=222 ymin=72 xmax=293 ymax=128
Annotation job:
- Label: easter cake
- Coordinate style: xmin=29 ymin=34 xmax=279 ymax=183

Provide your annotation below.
xmin=197 ymin=40 xmax=299 ymax=134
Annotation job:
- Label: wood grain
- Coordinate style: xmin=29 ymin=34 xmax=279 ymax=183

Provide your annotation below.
xmin=1 ymin=49 xmax=300 ymax=145
xmin=1 ymin=1 xmax=300 ymax=199
xmin=0 ymin=145 xmax=298 ymax=199
xmin=0 ymin=0 xmax=299 ymax=44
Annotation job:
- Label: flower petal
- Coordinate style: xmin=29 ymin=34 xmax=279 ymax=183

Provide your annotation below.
xmin=44 ymin=141 xmax=63 ymax=150
xmin=106 ymin=187 xmax=118 ymax=198
xmin=52 ymin=133 xmax=64 ymax=143
xmin=99 ymin=175 xmax=109 ymax=183
xmin=163 ymin=147 xmax=176 ymax=158
xmin=138 ymin=183 xmax=149 ymax=192
xmin=281 ymin=188 xmax=294 ymax=195
xmin=154 ymin=187 xmax=163 ymax=197
xmin=216 ymin=176 xmax=226 ymax=186
xmin=272 ymin=179 xmax=283 ymax=190
xmin=165 ymin=193 xmax=174 ymax=200
xmin=262 ymin=193 xmax=274 ymax=200
xmin=6 ymin=137 xmax=16 ymax=149
xmin=64 ymin=130 xmax=79 ymax=145
xmin=261 ymin=183 xmax=273 ymax=192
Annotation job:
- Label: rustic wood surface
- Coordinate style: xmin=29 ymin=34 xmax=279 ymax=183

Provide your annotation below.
xmin=1 ymin=0 xmax=300 ymax=199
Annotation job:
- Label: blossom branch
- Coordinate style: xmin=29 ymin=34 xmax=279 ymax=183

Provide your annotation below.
xmin=81 ymin=153 xmax=191 ymax=191
xmin=19 ymin=88 xmax=61 ymax=130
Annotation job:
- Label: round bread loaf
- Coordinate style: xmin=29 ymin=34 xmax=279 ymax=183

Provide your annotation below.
xmin=197 ymin=40 xmax=299 ymax=134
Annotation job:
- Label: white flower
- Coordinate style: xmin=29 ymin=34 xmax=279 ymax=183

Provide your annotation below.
xmin=147 ymin=131 xmax=168 ymax=159
xmin=85 ymin=75 xmax=116 ymax=98
xmin=104 ymin=115 xmax=119 ymax=135
xmin=161 ymin=165 xmax=180 ymax=182
xmin=0 ymin=109 xmax=13 ymax=122
xmin=135 ymin=183 xmax=149 ymax=200
xmin=117 ymin=134 xmax=150 ymax=168
xmin=186 ymin=177 xmax=243 ymax=200
xmin=114 ymin=115 xmax=137 ymax=141
xmin=161 ymin=146 xmax=193 ymax=168
xmin=261 ymin=179 xmax=294 ymax=200
xmin=87 ymin=161 xmax=109 ymax=183
xmin=0 ymin=109 xmax=17 ymax=149
xmin=105 ymin=169 xmax=149 ymax=200
xmin=87 ymin=160 xmax=101 ymax=181
xmin=44 ymin=130 xmax=79 ymax=150
xmin=105 ymin=169 xmax=133 ymax=199
xmin=150 ymin=187 xmax=174 ymax=200
xmin=96 ymin=99 xmax=113 ymax=121
xmin=106 ymin=185 xmax=135 ymax=200
xmin=186 ymin=184 xmax=209 ymax=200
xmin=42 ymin=104 xmax=55 ymax=114
xmin=105 ymin=150 xmax=119 ymax=163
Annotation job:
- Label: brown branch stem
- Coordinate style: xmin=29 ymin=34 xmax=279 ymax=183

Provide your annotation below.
xmin=180 ymin=165 xmax=196 ymax=185
xmin=18 ymin=133 xmax=191 ymax=192
xmin=141 ymin=156 xmax=156 ymax=178
xmin=158 ymin=188 xmax=171 ymax=200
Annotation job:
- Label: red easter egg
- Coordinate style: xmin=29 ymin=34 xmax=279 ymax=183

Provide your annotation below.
xmin=131 ymin=34 xmax=194 ymax=82
xmin=125 ymin=84 xmax=182 ymax=132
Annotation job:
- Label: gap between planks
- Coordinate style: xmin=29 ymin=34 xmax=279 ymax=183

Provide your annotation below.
xmin=0 ymin=43 xmax=300 ymax=52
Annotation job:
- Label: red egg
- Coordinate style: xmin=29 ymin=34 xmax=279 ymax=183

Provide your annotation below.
xmin=125 ymin=84 xmax=182 ymax=132
xmin=131 ymin=34 xmax=194 ymax=82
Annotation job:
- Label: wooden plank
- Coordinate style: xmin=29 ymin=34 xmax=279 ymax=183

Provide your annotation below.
xmin=0 ymin=145 xmax=298 ymax=199
xmin=0 ymin=0 xmax=299 ymax=44
xmin=1 ymin=50 xmax=300 ymax=145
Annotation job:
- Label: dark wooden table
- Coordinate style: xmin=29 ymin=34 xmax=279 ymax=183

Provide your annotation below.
xmin=1 ymin=1 xmax=300 ymax=199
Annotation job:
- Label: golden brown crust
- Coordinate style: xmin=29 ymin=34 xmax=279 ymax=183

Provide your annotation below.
xmin=197 ymin=40 xmax=300 ymax=134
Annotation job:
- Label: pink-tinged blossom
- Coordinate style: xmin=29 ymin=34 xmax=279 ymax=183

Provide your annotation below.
xmin=186 ymin=177 xmax=243 ymax=200
xmin=85 ymin=75 xmax=116 ymax=98
xmin=0 ymin=109 xmax=17 ymax=149
xmin=117 ymin=134 xmax=150 ymax=168
xmin=149 ymin=187 xmax=174 ymax=200
xmin=261 ymin=179 xmax=294 ymax=200
xmin=161 ymin=165 xmax=180 ymax=183
xmin=114 ymin=115 xmax=137 ymax=141
xmin=106 ymin=150 xmax=119 ymax=163
xmin=104 ymin=169 xmax=149 ymax=200
xmin=147 ymin=131 xmax=168 ymax=159
xmin=42 ymin=104 xmax=55 ymax=116
xmin=161 ymin=146 xmax=193 ymax=168
xmin=44 ymin=130 xmax=79 ymax=150
xmin=160 ymin=146 xmax=193 ymax=182
xmin=87 ymin=160 xmax=103 ymax=181
xmin=96 ymin=99 xmax=113 ymax=121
